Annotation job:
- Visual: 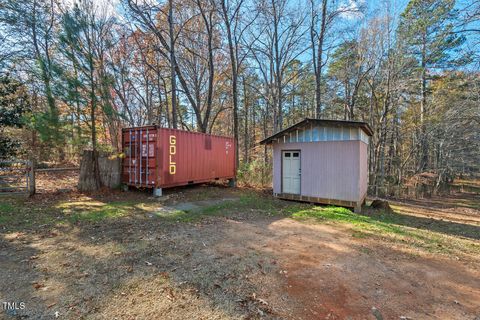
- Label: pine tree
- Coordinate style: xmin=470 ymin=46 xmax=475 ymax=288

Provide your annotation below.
xmin=398 ymin=0 xmax=467 ymax=171
xmin=0 ymin=75 xmax=31 ymax=158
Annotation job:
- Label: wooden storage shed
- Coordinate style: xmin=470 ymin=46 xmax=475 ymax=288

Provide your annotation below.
xmin=260 ymin=118 xmax=373 ymax=212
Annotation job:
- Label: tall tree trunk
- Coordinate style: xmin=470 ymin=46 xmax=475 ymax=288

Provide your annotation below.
xmin=311 ymin=0 xmax=328 ymax=118
xmin=86 ymin=31 xmax=100 ymax=190
xmin=168 ymin=0 xmax=178 ymax=129
xmin=221 ymin=0 xmax=240 ymax=169
xmin=272 ymin=0 xmax=283 ymax=132
xmin=203 ymin=10 xmax=215 ymax=133
xmin=419 ymin=30 xmax=428 ymax=172
xmin=243 ymin=77 xmax=249 ymax=163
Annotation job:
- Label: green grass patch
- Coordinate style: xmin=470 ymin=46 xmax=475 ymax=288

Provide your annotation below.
xmin=0 ymin=202 xmax=15 ymax=224
xmin=153 ymin=209 xmax=193 ymax=221
xmin=0 ymin=202 xmax=14 ymax=214
xmin=0 ymin=197 xmax=58 ymax=228
xmin=0 ymin=198 xmax=152 ymax=231
xmin=56 ymin=201 xmax=139 ymax=223
xmin=155 ymin=197 xmax=249 ymax=223
xmin=292 ymin=206 xmax=406 ymax=236
xmin=351 ymin=230 xmax=370 ymax=239
xmin=289 ymin=205 xmax=480 ymax=257
xmin=197 ymin=193 xmax=307 ymax=216
xmin=155 ymin=192 xmax=310 ymax=223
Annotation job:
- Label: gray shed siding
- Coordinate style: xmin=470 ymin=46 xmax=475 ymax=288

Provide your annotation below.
xmin=273 ymin=140 xmax=367 ymax=203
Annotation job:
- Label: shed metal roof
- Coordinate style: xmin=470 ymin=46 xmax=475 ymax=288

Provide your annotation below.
xmin=260 ymin=118 xmax=373 ymax=145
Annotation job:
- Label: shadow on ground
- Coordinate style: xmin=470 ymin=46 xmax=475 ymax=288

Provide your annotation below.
xmin=0 ymin=184 xmax=296 ymax=319
xmin=1 ymin=184 xmax=479 ymax=319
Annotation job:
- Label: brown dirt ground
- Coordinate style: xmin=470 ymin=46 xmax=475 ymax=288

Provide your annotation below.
xmin=1 ymin=182 xmax=479 ymax=319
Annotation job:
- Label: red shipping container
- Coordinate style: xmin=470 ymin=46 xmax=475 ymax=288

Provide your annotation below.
xmin=121 ymin=126 xmax=236 ymax=192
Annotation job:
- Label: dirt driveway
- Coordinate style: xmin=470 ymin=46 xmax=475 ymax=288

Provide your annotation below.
xmin=1 ymin=185 xmax=479 ymax=319
xmin=229 ymin=218 xmax=480 ymax=319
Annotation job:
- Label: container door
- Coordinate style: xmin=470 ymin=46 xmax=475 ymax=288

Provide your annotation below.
xmin=122 ymin=127 xmax=157 ymax=187
xmin=282 ymin=151 xmax=301 ymax=194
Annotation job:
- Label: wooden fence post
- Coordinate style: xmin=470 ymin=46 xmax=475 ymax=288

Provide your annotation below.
xmin=28 ymin=160 xmax=35 ymax=196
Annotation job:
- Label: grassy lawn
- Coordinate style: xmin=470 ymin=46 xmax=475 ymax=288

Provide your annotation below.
xmin=291 ymin=205 xmax=480 ymax=258
xmin=1 ymin=190 xmax=479 ymax=259
xmin=0 ymin=202 xmax=15 ymax=224
xmin=0 ymin=191 xmax=305 ymax=229
xmin=0 ymin=196 xmax=154 ymax=228
xmin=1 ymin=188 xmax=479 ymax=319
xmin=166 ymin=193 xmax=307 ymax=222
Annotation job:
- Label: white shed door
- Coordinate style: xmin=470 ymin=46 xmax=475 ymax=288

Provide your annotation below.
xmin=282 ymin=151 xmax=301 ymax=194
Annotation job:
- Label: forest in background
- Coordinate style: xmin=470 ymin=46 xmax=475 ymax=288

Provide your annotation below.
xmin=0 ymin=0 xmax=479 ymax=195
